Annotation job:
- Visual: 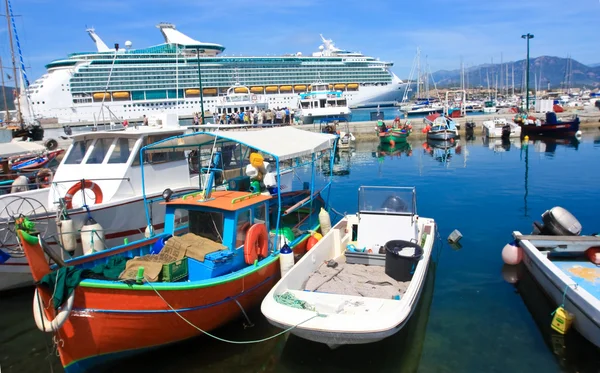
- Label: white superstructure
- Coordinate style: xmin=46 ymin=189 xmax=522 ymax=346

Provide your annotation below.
xmin=21 ymin=24 xmax=405 ymax=124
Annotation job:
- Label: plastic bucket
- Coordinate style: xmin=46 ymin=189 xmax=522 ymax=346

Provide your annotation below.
xmin=384 ymin=240 xmax=423 ymax=282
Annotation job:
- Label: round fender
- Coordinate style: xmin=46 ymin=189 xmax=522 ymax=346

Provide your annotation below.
xmin=33 ymin=288 xmax=74 ymax=332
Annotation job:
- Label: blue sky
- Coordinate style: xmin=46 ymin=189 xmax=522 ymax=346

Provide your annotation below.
xmin=1 ymin=0 xmax=599 ymax=81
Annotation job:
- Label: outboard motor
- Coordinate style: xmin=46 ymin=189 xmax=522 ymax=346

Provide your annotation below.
xmin=501 ymin=124 xmax=511 ymax=140
xmin=381 ymin=195 xmax=408 ymax=213
xmin=532 ymin=206 xmax=582 ymax=236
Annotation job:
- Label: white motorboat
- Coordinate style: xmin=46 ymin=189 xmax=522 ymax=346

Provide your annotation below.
xmin=482 ymin=117 xmax=522 ymax=138
xmin=261 ymin=186 xmax=436 ymax=347
xmin=0 ymin=114 xmax=200 ymax=291
xmin=298 ymin=82 xmax=351 ymax=124
xmin=213 ymin=85 xmax=269 ymax=123
xmin=483 ymin=100 xmax=497 ymax=113
xmin=507 ymin=207 xmax=600 ymax=348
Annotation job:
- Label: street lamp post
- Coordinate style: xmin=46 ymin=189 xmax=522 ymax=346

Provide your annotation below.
xmin=521 ymin=33 xmax=534 ymax=112
xmin=196 ymin=47 xmax=205 ymax=124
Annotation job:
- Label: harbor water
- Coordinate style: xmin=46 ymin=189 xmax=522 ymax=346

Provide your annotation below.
xmin=2 ymin=132 xmax=600 ymax=373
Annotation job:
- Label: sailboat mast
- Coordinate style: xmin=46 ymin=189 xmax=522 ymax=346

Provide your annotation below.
xmin=512 ymin=64 xmax=515 ymax=96
xmin=0 ymin=56 xmax=10 ymax=119
xmin=4 ymin=0 xmax=22 ymax=126
xmin=416 ymin=47 xmax=421 ymax=99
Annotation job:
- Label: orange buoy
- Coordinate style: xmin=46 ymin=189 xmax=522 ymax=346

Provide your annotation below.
xmin=501 ymin=243 xmax=523 ymax=265
xmin=64 ymin=180 xmax=103 ymax=209
xmin=244 ymin=223 xmax=268 ymax=264
xmin=306 ymin=236 xmax=319 ymax=251
xmin=390 ymin=139 xmax=395 ymax=147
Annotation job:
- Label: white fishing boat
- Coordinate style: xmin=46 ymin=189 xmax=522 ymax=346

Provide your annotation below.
xmin=505 ymin=207 xmax=600 ymax=348
xmin=261 ymin=186 xmax=436 ymax=347
xmin=298 ymin=82 xmax=351 ymax=125
xmin=0 ymin=114 xmax=199 ymax=291
xmin=482 ymin=117 xmax=522 ymax=138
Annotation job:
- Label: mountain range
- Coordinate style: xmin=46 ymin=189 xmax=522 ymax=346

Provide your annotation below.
xmin=430 ymin=56 xmax=600 ymax=90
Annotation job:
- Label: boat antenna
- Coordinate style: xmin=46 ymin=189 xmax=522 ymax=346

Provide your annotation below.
xmin=4 ymin=0 xmax=23 ymax=127
xmin=96 ymin=43 xmax=119 ymax=126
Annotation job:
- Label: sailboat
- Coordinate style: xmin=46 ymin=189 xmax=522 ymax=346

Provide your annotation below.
xmin=2 ymin=0 xmax=45 ymax=141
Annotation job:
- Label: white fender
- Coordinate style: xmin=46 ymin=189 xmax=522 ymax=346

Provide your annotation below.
xmin=33 ymin=288 xmax=74 ymax=332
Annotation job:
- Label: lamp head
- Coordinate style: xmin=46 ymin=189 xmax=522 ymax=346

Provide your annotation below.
xmin=162 ymin=188 xmax=174 ymax=202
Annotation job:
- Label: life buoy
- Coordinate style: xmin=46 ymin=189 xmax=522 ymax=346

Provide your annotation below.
xmin=251 ymin=95 xmax=258 ymax=102
xmin=244 ymin=223 xmax=268 ymax=264
xmin=64 ymin=180 xmax=103 ymax=209
xmin=33 ymin=288 xmax=74 ymax=332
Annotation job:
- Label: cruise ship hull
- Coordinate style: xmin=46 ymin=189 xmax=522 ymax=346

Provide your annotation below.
xmin=23 ymin=83 xmax=404 ymax=124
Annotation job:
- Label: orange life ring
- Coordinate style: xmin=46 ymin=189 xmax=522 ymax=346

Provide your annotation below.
xmin=244 ymin=223 xmax=268 ymax=264
xmin=64 ymin=180 xmax=103 ymax=209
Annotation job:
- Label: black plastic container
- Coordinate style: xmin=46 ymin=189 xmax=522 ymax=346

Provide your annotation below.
xmin=384 ymin=240 xmax=423 ymax=282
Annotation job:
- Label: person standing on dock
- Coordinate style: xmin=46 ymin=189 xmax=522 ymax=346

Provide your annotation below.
xmin=193 ymin=113 xmax=199 ymax=126
xmin=143 ymin=115 xmax=148 ymax=126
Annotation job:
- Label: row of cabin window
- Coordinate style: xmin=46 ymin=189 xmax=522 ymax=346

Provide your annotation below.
xmin=63 ymin=135 xmax=185 ymax=166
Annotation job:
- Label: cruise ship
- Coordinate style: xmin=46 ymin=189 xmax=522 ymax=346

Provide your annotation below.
xmin=22 ymin=23 xmax=404 ymax=124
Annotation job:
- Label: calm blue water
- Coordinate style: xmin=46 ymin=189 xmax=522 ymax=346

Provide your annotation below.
xmin=2 ymin=133 xmax=600 ymax=373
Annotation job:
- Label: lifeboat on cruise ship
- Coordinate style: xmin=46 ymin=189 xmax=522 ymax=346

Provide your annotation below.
xmin=92 ymin=92 xmax=111 ymax=100
xmin=328 ymin=84 xmax=333 ymax=90
xmin=203 ymin=88 xmax=217 ymax=96
xmin=279 ymin=85 xmax=292 ymax=92
xmin=347 ymin=83 xmax=359 ymax=90
xmin=234 ymin=87 xmax=250 ymax=94
xmin=250 ymin=87 xmax=264 ymax=94
xmin=334 ymin=84 xmax=346 ymax=90
xmin=265 ymin=86 xmax=278 ymax=93
xmin=112 ymin=92 xmax=130 ymax=99
xmin=186 ymin=89 xmax=200 ymax=96
xmin=294 ymin=85 xmax=307 ymax=92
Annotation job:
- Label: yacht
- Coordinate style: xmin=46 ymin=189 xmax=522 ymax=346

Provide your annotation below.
xmin=297 ymin=82 xmax=352 ymax=124
xmin=21 ymin=24 xmax=404 ymax=124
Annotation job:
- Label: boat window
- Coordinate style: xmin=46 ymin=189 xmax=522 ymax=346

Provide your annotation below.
xmin=252 ymin=204 xmax=266 ymax=225
xmin=132 ymin=134 xmax=185 ymax=166
xmin=64 ymin=139 xmax=93 ymax=165
xmin=236 ymin=209 xmax=251 ymax=247
xmin=189 ymin=210 xmax=224 ymax=243
xmin=358 ymin=186 xmax=416 ymax=215
xmin=173 ymin=209 xmax=189 ymax=231
xmin=86 ymin=138 xmax=114 ymax=164
xmin=108 ymin=138 xmax=137 ymax=164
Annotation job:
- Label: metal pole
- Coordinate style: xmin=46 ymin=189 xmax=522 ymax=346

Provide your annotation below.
xmin=5 ymin=0 xmax=22 ymax=126
xmin=522 ymin=33 xmax=534 ymax=113
xmin=196 ymin=47 xmax=205 ymax=124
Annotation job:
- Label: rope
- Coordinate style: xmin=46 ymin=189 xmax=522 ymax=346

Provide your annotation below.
xmin=274 ymin=291 xmax=315 ymax=311
xmin=145 ymin=280 xmax=323 ymax=344
xmin=551 ymin=284 xmax=572 ymax=316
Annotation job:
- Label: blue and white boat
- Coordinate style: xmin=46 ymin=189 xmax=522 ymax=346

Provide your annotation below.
xmin=297 ymin=82 xmax=352 ymax=125
xmin=510 ymin=207 xmax=600 ymax=348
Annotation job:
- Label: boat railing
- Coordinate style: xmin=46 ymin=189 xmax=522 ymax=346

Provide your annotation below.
xmin=52 ymin=177 xmax=131 ymax=184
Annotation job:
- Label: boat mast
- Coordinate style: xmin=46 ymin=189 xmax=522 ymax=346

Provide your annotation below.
xmin=0 ymin=56 xmax=10 ymax=120
xmin=512 ymin=64 xmax=515 ymax=96
xmin=4 ymin=0 xmax=22 ymax=126
xmin=416 ymin=47 xmax=421 ymax=99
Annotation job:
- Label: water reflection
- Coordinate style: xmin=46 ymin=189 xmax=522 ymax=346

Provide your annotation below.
xmin=422 ymin=139 xmax=460 ymax=163
xmin=322 ymin=148 xmax=352 ymax=176
xmin=373 ymin=141 xmax=413 ymax=160
xmin=481 ymin=135 xmax=580 ymax=154
xmin=506 ymin=264 xmax=600 ymax=372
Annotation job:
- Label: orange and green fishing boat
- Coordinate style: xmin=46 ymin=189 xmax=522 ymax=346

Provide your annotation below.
xmin=17 ymin=127 xmax=338 ymax=372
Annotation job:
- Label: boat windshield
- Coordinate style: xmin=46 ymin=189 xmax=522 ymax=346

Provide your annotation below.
xmin=358 ymin=186 xmax=416 ymax=215
xmin=189 ymin=210 xmax=224 ymax=243
xmin=63 ymin=137 xmax=138 ymax=165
